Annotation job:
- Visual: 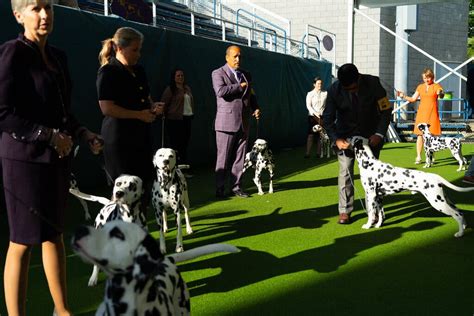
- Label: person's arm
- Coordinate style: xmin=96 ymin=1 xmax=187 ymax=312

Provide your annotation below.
xmin=97 ymin=65 xmax=155 ymax=123
xmin=397 ymin=89 xmax=420 ymax=103
xmin=211 ymin=68 xmax=243 ymax=98
xmin=372 ymin=77 xmax=392 ymax=145
xmin=0 ymin=42 xmax=55 ymax=143
xmin=98 ymin=100 xmax=155 ymax=123
xmin=322 ymin=86 xmax=341 ymax=147
xmin=306 ymin=92 xmax=317 ymax=116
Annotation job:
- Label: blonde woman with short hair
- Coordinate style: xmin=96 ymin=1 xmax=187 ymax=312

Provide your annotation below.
xmin=0 ymin=1 xmax=102 ymax=315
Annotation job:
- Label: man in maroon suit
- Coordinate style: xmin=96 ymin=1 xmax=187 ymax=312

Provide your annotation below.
xmin=211 ymin=45 xmax=260 ymax=198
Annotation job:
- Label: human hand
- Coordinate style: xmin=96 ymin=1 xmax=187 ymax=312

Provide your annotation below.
xmin=253 ymin=109 xmax=261 ymax=120
xmin=51 ymin=131 xmax=73 ymax=158
xmin=137 ymin=109 xmax=156 ymax=123
xmin=396 ymin=90 xmax=405 ymax=98
xmin=436 ymin=89 xmax=444 ymax=96
xmin=368 ymin=134 xmax=383 ymax=147
xmin=240 ymin=82 xmax=248 ymax=89
xmin=151 ymin=102 xmax=165 ymax=115
xmin=335 ymin=138 xmax=350 ymax=150
xmin=87 ymin=134 xmax=104 ymax=155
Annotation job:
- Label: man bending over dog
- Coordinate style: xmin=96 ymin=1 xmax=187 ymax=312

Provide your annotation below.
xmin=322 ymin=63 xmax=392 ymax=224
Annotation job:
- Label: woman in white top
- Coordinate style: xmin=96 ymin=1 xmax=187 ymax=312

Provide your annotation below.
xmin=305 ymin=77 xmax=327 ymax=158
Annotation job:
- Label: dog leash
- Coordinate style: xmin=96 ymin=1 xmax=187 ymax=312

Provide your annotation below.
xmin=342 ymin=149 xmax=367 ymax=214
xmin=161 ymin=115 xmax=166 ymax=148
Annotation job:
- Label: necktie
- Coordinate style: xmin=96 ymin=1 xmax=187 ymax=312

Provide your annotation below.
xmin=235 ymin=70 xmax=242 ymax=83
xmin=351 ymin=92 xmax=359 ymax=117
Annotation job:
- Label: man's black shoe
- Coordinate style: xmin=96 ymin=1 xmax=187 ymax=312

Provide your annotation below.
xmin=233 ymin=190 xmax=249 ymax=198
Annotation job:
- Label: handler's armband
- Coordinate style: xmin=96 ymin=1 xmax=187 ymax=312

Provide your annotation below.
xmin=377 ymin=96 xmax=391 ymax=111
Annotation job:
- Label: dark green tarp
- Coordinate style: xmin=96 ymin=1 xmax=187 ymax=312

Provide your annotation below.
xmin=0 ymin=3 xmax=331 ymax=186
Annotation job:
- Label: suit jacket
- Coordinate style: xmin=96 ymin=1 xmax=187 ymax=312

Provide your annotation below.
xmin=0 ymin=34 xmax=83 ymax=163
xmin=211 ymin=64 xmax=258 ymax=133
xmin=322 ymin=74 xmax=391 ymax=142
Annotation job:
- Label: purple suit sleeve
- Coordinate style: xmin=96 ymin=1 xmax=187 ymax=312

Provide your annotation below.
xmin=211 ymin=68 xmax=243 ymax=98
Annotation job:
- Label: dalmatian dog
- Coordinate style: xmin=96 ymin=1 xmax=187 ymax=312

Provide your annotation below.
xmin=350 ymin=136 xmax=474 ymax=237
xmin=312 ymin=124 xmax=332 ymax=158
xmin=71 ymin=221 xmax=239 ymax=316
xmin=243 ymin=139 xmax=275 ymax=195
xmin=152 ymin=148 xmax=192 ymax=254
xmin=72 ymin=174 xmax=146 ymax=286
xmin=417 ymin=123 xmax=468 ymax=171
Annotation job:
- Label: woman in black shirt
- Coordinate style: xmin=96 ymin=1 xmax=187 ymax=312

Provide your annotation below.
xmin=97 ymin=27 xmax=163 ymax=187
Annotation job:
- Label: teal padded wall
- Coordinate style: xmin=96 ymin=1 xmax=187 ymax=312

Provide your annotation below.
xmin=0 ymin=3 xmax=331 ymax=187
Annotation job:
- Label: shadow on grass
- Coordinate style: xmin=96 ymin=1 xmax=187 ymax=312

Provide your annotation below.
xmin=180 ymin=221 xmax=443 ymax=296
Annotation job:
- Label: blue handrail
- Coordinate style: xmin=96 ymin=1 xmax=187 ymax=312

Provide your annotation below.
xmin=236 ymin=8 xmax=287 ymax=53
xmin=390 ymin=98 xmax=470 ymax=121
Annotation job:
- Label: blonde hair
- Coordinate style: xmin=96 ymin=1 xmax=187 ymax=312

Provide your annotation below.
xmin=11 ymin=0 xmax=52 ymax=12
xmin=422 ymin=68 xmax=434 ymax=79
xmin=98 ymin=27 xmax=144 ymax=66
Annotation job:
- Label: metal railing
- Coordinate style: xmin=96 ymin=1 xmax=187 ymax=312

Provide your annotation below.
xmin=236 ymin=8 xmax=287 ymax=53
xmin=391 ymin=98 xmax=471 ymax=122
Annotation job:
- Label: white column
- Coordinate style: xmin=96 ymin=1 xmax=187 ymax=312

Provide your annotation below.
xmin=347 ymin=0 xmax=355 ymax=63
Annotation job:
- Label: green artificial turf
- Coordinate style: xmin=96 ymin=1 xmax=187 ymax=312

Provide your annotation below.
xmin=0 ymin=143 xmax=473 ymax=315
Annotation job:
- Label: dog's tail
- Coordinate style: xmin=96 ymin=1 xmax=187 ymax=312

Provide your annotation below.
xmin=69 ymin=188 xmax=111 ymax=206
xmin=168 ymin=244 xmax=240 ymax=263
xmin=436 ymin=175 xmax=474 ymax=192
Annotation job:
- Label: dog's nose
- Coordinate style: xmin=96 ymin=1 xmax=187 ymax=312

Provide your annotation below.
xmin=163 ymin=159 xmax=169 ymax=165
xmin=115 ymin=191 xmax=125 ymax=199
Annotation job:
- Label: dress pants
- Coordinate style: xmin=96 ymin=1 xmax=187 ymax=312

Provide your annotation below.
xmin=336 ymin=142 xmax=383 ymax=215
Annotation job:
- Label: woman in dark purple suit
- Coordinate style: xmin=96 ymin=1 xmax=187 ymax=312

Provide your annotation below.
xmin=0 ymin=1 xmax=102 ymax=315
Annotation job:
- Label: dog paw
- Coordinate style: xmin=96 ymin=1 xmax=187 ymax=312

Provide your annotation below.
xmin=176 ymin=245 xmax=184 ymax=253
xmin=268 ymin=190 xmax=273 ymax=194
xmin=258 ymin=191 xmax=264 ymax=195
xmin=454 ymin=232 xmax=464 ymax=238
xmin=186 ymin=228 xmax=193 ymax=235
xmin=362 ymin=224 xmax=371 ymax=229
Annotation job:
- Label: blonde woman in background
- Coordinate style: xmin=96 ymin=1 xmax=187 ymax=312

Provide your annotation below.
xmin=97 ymin=27 xmax=163 ymax=199
xmin=305 ymin=77 xmax=327 ymax=158
xmin=397 ymin=68 xmax=443 ymax=164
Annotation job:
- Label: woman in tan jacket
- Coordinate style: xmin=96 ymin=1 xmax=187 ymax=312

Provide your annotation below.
xmin=161 ymin=68 xmax=195 ymax=176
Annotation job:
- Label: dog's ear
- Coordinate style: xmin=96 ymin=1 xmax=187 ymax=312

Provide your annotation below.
xmin=427 ymin=123 xmax=431 ymax=128
xmin=132 ymin=234 xmax=163 ymax=282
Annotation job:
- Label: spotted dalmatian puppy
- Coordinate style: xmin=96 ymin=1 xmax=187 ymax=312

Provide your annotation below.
xmin=350 ymin=136 xmax=474 ymax=237
xmin=82 ymin=174 xmax=146 ymax=286
xmin=243 ymin=139 xmax=275 ymax=195
xmin=72 ymin=220 xmax=239 ymax=316
xmin=152 ymin=148 xmax=192 ymax=254
xmin=312 ymin=124 xmax=332 ymax=158
xmin=417 ymin=123 xmax=468 ymax=171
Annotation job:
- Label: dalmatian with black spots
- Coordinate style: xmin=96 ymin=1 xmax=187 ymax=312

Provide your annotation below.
xmin=243 ymin=139 xmax=275 ymax=195
xmin=72 ymin=220 xmax=239 ymax=316
xmin=312 ymin=124 xmax=332 ymax=158
xmin=152 ymin=148 xmax=192 ymax=254
xmin=350 ymin=136 xmax=474 ymax=237
xmin=74 ymin=174 xmax=147 ymax=286
xmin=417 ymin=123 xmax=468 ymax=171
